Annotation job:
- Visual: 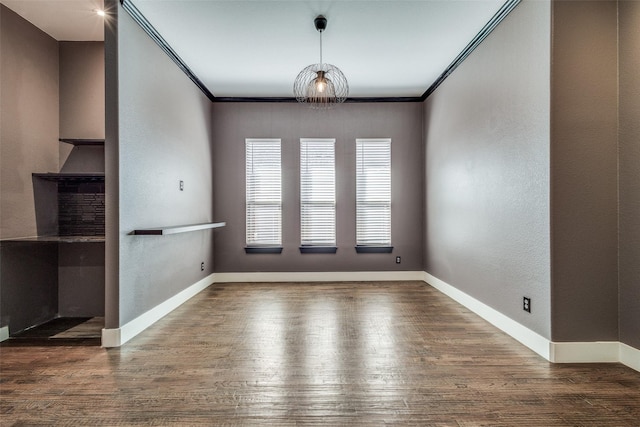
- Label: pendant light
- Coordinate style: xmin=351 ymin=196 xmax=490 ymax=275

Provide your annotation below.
xmin=293 ymin=15 xmax=349 ymax=109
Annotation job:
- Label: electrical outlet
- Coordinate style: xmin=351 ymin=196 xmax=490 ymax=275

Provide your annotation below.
xmin=396 ymin=256 xmax=401 ymax=264
xmin=523 ymin=297 xmax=531 ymax=313
xmin=201 ymin=262 xmax=204 ymax=271
xmin=180 ymin=180 xmax=184 ymax=191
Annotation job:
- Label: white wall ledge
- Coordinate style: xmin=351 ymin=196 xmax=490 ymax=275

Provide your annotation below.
xmin=132 ymin=222 xmax=226 ymax=236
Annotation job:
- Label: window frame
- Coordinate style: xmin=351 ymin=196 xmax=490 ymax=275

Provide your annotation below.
xmin=245 ymin=138 xmax=283 ymax=253
xmin=299 ymin=138 xmax=337 ymax=253
xmin=355 ymin=138 xmax=393 ymax=253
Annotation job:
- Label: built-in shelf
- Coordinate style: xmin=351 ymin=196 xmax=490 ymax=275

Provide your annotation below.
xmin=32 ymin=173 xmax=105 ymax=182
xmin=133 ymin=222 xmax=226 ymax=236
xmin=59 ymin=138 xmax=105 ymax=146
xmin=0 ymin=236 xmax=105 ymax=243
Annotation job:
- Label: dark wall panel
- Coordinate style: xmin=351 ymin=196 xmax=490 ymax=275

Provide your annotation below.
xmin=58 ymin=243 xmax=105 ymax=317
xmin=618 ymin=1 xmax=640 ymax=350
xmin=550 ymin=0 xmax=619 ymax=342
xmin=0 ymin=242 xmax=58 ymax=335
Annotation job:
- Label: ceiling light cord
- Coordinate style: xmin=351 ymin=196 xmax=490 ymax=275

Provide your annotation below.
xmin=319 ymin=30 xmax=323 ymax=66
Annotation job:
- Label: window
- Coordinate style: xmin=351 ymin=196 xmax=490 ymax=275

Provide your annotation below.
xmin=245 ymin=139 xmax=282 ymax=251
xmin=300 ymin=138 xmax=336 ymax=251
xmin=356 ymin=138 xmax=392 ymax=250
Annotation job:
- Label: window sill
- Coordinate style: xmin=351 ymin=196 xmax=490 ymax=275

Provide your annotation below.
xmin=355 ymin=246 xmax=394 ymax=254
xmin=299 ymin=246 xmax=338 ymax=254
xmin=245 ymin=246 xmax=283 ymax=254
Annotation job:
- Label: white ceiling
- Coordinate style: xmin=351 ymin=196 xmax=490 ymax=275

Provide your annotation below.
xmin=2 ymin=0 xmax=510 ymax=98
xmin=1 ymin=0 xmax=104 ymax=41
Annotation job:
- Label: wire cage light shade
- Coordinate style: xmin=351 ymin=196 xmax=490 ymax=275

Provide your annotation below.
xmin=294 ymin=64 xmax=349 ymax=108
xmin=294 ymin=15 xmax=349 ymax=109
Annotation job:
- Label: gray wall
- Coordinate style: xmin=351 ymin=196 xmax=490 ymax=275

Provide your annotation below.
xmin=106 ymin=1 xmax=215 ymax=327
xmin=211 ymin=102 xmax=424 ymax=273
xmin=0 ymin=5 xmax=60 ymax=333
xmin=550 ymin=1 xmax=619 ymax=342
xmin=0 ymin=4 xmax=59 ymax=240
xmin=619 ymin=0 xmax=640 ymax=350
xmin=423 ymin=0 xmax=551 ymax=338
xmin=59 ymin=41 xmax=105 ymax=140
xmin=59 ymin=41 xmax=105 ymax=173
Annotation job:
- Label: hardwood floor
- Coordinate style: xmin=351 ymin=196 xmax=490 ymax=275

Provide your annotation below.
xmin=1 ymin=281 xmax=639 ymax=426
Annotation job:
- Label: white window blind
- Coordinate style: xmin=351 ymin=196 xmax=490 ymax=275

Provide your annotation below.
xmin=300 ymin=138 xmax=336 ymax=246
xmin=246 ymin=139 xmax=281 ymax=246
xmin=356 ymin=138 xmax=391 ymax=246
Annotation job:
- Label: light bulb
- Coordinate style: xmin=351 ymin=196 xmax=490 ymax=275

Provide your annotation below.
xmin=95 ymin=9 xmax=106 ymax=17
xmin=315 ymin=71 xmax=327 ymax=94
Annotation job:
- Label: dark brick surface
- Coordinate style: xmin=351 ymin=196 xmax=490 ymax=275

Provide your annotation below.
xmin=57 ymin=180 xmax=105 ymax=236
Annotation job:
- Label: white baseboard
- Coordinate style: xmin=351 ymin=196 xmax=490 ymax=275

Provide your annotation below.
xmin=423 ymin=272 xmax=550 ymax=360
xmin=549 ymin=341 xmax=620 ymax=363
xmin=213 ymin=271 xmax=425 ymax=283
xmin=98 ymin=268 xmax=640 ymax=374
xmin=0 ymin=326 xmax=9 ymax=342
xmin=423 ymin=272 xmax=640 ymax=373
xmin=101 ymin=271 xmax=419 ymax=347
xmin=620 ymin=342 xmax=640 ymax=372
xmin=102 ymin=273 xmax=215 ymax=347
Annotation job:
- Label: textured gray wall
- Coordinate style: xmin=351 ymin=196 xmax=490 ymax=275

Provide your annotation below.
xmin=550 ymin=1 xmax=619 ymax=342
xmin=0 ymin=5 xmax=59 ymax=240
xmin=619 ymin=1 xmax=640 ymax=350
xmin=106 ymin=1 xmax=215 ymax=326
xmin=423 ymin=0 xmax=551 ymax=338
xmin=211 ymin=102 xmax=423 ymax=273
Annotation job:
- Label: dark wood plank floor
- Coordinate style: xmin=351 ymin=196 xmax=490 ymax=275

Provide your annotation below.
xmin=1 ymin=282 xmax=639 ymax=426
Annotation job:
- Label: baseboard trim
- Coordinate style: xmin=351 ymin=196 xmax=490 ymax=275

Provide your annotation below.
xmin=423 ymin=272 xmax=640 ymax=373
xmin=0 ymin=326 xmax=9 ymax=342
xmin=97 ymin=269 xmax=640 ymax=373
xmin=549 ymin=341 xmax=620 ymax=363
xmin=620 ymin=342 xmax=640 ymax=372
xmin=102 ymin=273 xmax=215 ymax=347
xmin=213 ymin=271 xmax=425 ymax=283
xmin=423 ymin=272 xmax=550 ymax=360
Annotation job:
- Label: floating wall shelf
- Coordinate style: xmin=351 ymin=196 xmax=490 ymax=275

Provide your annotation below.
xmin=32 ymin=173 xmax=105 ymax=182
xmin=133 ymin=222 xmax=226 ymax=236
xmin=59 ymin=138 xmax=105 ymax=146
xmin=1 ymin=235 xmax=105 ymax=243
